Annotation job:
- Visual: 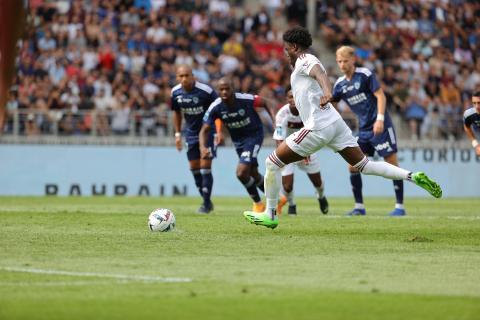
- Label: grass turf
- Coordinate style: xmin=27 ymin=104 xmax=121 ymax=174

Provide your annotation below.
xmin=0 ymin=196 xmax=479 ymax=320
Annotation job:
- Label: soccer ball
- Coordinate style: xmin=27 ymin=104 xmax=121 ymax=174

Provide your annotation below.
xmin=148 ymin=208 xmax=176 ymax=232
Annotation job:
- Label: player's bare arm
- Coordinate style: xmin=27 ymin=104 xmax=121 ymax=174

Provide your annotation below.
xmin=257 ymin=96 xmax=276 ymax=126
xmin=464 ymin=124 xmax=480 ymax=156
xmin=199 ymin=123 xmax=212 ymax=159
xmin=373 ymin=88 xmax=386 ymax=135
xmin=172 ymin=110 xmax=183 ymax=151
xmin=308 ymin=64 xmax=332 ymax=107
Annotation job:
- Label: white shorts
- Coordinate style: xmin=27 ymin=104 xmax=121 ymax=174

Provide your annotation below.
xmin=281 ymin=153 xmax=321 ymax=176
xmin=285 ymin=119 xmax=358 ymax=157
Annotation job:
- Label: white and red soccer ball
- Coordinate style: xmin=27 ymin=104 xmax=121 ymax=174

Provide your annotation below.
xmin=148 ymin=208 xmax=176 ymax=232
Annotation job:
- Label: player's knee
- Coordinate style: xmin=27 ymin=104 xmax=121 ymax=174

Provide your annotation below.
xmin=353 ymin=156 xmax=369 ymax=173
xmin=236 ymin=168 xmax=250 ymax=183
xmin=283 ymin=183 xmax=293 ymax=193
xmin=265 ymin=153 xmax=284 ymax=172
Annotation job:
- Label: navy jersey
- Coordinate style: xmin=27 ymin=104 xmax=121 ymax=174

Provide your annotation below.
xmin=333 ymin=67 xmax=392 ymax=132
xmin=203 ymin=93 xmax=264 ymax=143
xmin=463 ymin=107 xmax=480 ymax=133
xmin=171 ymin=81 xmax=218 ymax=143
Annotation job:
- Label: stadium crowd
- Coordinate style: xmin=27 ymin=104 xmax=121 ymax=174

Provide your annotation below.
xmin=319 ymin=0 xmax=480 ymax=140
xmin=4 ymin=0 xmax=479 ymax=141
xmin=6 ymin=0 xmax=291 ymax=136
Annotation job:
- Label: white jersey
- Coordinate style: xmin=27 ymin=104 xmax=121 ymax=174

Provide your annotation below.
xmin=290 ymin=53 xmax=342 ymax=130
xmin=273 ymin=104 xmax=303 ymax=140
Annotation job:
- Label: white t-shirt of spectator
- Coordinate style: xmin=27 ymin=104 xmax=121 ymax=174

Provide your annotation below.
xmin=38 ymin=37 xmax=56 ymax=51
xmin=218 ymin=54 xmax=239 ymax=74
xmin=209 ymin=0 xmax=230 ymax=15
xmin=143 ymin=82 xmax=160 ymax=96
xmin=131 ymin=53 xmax=146 ymax=74
xmin=94 ymin=95 xmax=114 ymax=111
xmin=151 ymin=0 xmax=166 ymax=11
xmin=146 ymin=26 xmax=167 ymax=43
xmin=290 ymin=53 xmax=341 ymax=130
xmin=82 ymin=50 xmax=98 ymax=71
xmin=94 ymin=80 xmax=112 ymax=98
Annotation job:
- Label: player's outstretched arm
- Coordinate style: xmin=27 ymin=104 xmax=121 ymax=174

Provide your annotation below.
xmin=308 ymin=65 xmax=332 ymax=107
xmin=199 ymin=123 xmax=212 ymax=159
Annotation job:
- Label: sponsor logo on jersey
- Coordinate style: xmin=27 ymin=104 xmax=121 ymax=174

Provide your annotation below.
xmin=374 ymin=141 xmax=393 ymax=152
xmin=346 ymin=93 xmax=368 ymax=105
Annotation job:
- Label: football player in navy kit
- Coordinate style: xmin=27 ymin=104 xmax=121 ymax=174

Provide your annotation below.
xmin=171 ymin=65 xmax=222 ymax=214
xmin=200 ymin=77 xmax=275 ymax=213
xmin=463 ymin=91 xmax=480 ymax=156
xmin=332 ymin=46 xmax=405 ymax=216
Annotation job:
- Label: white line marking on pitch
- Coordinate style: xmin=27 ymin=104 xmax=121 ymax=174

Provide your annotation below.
xmin=0 ymin=267 xmax=192 ymax=283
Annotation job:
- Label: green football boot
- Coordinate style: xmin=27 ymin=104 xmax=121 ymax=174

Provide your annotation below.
xmin=243 ymin=211 xmax=278 ymax=229
xmin=411 ymin=172 xmax=442 ymax=198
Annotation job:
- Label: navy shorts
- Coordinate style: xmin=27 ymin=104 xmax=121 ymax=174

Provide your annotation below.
xmin=234 ymin=136 xmax=263 ymax=165
xmin=185 ymin=134 xmax=217 ymax=161
xmin=357 ymin=125 xmax=398 ymax=158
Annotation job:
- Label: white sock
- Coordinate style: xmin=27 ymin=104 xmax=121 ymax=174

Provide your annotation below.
xmin=265 ymin=153 xmax=284 ymax=219
xmin=355 ymin=203 xmax=365 ymax=209
xmin=354 ymin=157 xmax=410 ymax=180
xmin=395 ymin=203 xmax=404 ymax=209
xmin=315 ymin=183 xmax=324 ymax=199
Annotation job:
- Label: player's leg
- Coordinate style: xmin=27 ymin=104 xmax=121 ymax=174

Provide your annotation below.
xmin=384 ymin=152 xmax=405 ymax=216
xmin=0 ymin=0 xmax=26 ymax=132
xmin=244 ymin=128 xmax=314 ymax=228
xmin=197 ymin=136 xmax=217 ymax=213
xmin=301 ymin=154 xmax=328 ymax=214
xmin=277 ymin=167 xmax=294 ymax=215
xmin=235 ymin=141 xmax=265 ymax=212
xmin=186 ymin=143 xmax=208 ymax=213
xmin=373 ymin=126 xmax=405 ymax=216
xmin=306 ymin=172 xmax=329 ymax=214
xmin=333 ymin=120 xmax=441 ymax=198
xmin=236 ymin=162 xmax=264 ymax=211
xmin=199 ymin=158 xmax=214 ymax=212
xmin=250 ymin=164 xmax=265 ymax=193
xmin=345 ymin=137 xmax=372 ymax=216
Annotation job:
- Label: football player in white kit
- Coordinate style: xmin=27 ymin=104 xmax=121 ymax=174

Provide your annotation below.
xmin=274 ymin=85 xmax=329 ymax=215
xmin=243 ymin=26 xmax=442 ymax=229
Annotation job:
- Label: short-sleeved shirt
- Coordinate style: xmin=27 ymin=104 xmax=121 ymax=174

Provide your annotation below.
xmin=332 ymin=67 xmax=392 ymax=132
xmin=171 ymin=81 xmax=218 ymax=143
xmin=463 ymin=107 xmax=480 ymax=133
xmin=273 ymin=104 xmax=303 ymax=140
xmin=290 ymin=53 xmax=342 ymax=130
xmin=203 ymin=93 xmax=264 ymax=144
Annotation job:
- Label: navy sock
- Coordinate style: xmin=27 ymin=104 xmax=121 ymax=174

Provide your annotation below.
xmin=255 ymin=174 xmax=265 ymax=193
xmin=191 ymin=169 xmax=203 ymax=197
xmin=350 ymin=172 xmax=363 ymax=204
xmin=393 ymin=180 xmax=404 ymax=204
xmin=241 ymin=176 xmax=261 ymax=203
xmin=200 ymin=168 xmax=213 ymax=204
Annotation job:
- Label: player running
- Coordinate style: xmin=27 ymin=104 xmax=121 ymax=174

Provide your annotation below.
xmin=332 ymin=46 xmax=405 ymax=216
xmin=274 ymin=85 xmax=329 ymax=215
xmin=171 ymin=65 xmax=222 ymax=214
xmin=463 ymin=91 xmax=480 ymax=156
xmin=199 ymin=77 xmax=274 ymax=213
xmin=243 ymin=26 xmax=442 ymax=229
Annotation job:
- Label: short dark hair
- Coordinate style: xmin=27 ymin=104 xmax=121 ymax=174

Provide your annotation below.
xmin=282 ymin=26 xmax=312 ymax=49
xmin=473 ymin=91 xmax=480 ymax=98
xmin=285 ymin=84 xmax=292 ymax=93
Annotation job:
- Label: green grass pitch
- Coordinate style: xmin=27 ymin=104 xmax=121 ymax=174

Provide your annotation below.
xmin=1 ymin=196 xmax=479 ymax=320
